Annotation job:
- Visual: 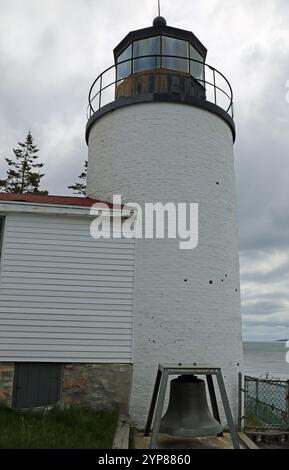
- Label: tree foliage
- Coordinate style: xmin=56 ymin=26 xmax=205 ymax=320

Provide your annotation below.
xmin=0 ymin=131 xmax=48 ymax=194
xmin=68 ymin=160 xmax=87 ymax=196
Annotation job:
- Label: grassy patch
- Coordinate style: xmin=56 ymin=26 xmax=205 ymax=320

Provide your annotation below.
xmin=0 ymin=405 xmax=118 ymax=449
xmin=245 ymin=400 xmax=287 ymax=430
xmin=245 ymin=411 xmax=267 ymax=430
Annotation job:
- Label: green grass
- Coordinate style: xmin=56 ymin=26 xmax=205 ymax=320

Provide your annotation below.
xmin=0 ymin=404 xmax=118 ymax=449
xmin=245 ymin=401 xmax=287 ymax=430
xmin=245 ymin=411 xmax=267 ymax=430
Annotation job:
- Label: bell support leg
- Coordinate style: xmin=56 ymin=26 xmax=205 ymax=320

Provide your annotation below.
xmin=206 ymin=375 xmax=223 ymax=437
xmin=216 ymin=370 xmax=240 ymax=449
xmin=144 ymin=367 xmax=162 ymax=437
xmin=149 ymin=370 xmax=169 ymax=449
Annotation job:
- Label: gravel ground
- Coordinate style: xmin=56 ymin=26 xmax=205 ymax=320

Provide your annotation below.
xmin=247 ymin=432 xmax=289 ymax=449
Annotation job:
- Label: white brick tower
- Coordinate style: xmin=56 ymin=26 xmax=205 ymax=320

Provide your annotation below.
xmin=86 ymin=17 xmax=243 ymax=426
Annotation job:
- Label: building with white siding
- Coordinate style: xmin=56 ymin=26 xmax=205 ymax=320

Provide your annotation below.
xmin=0 ymin=16 xmax=242 ymax=427
xmin=0 ymin=194 xmax=134 ymax=411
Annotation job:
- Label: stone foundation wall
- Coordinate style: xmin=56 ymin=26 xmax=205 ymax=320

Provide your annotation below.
xmin=62 ymin=364 xmax=132 ymax=413
xmin=0 ymin=363 xmax=14 ymax=406
xmin=0 ymin=362 xmax=132 ymax=413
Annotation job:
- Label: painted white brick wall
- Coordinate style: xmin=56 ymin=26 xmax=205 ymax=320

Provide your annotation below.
xmin=87 ymin=102 xmax=243 ymax=427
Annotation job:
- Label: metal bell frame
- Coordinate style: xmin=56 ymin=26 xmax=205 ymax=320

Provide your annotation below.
xmin=144 ymin=363 xmax=240 ymax=449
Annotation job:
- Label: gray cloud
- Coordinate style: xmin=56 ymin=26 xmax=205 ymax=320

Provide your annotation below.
xmin=243 ymin=301 xmax=287 ymax=316
xmin=1 ymin=0 xmax=289 ymax=340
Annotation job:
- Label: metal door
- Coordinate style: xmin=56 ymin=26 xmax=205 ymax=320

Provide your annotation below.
xmin=12 ymin=363 xmax=63 ymax=409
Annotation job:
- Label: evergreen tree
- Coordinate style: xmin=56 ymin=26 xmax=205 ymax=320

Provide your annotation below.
xmin=0 ymin=131 xmax=48 ymax=194
xmin=68 ymin=160 xmax=87 ymax=195
xmin=0 ymin=171 xmax=6 ymax=193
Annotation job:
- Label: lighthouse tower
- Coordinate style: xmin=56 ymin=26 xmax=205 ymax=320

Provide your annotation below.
xmin=86 ymin=17 xmax=242 ymax=426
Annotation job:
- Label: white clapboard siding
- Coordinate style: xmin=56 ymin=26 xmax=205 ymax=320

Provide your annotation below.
xmin=0 ymin=212 xmax=135 ymax=363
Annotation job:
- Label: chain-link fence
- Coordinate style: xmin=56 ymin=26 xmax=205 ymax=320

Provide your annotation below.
xmin=243 ymin=375 xmax=289 ymax=430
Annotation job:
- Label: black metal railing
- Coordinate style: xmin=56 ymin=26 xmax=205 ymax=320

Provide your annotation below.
xmin=87 ymin=55 xmax=234 ymax=120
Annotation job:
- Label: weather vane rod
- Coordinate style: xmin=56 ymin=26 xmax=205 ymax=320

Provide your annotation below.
xmin=158 ymin=0 xmax=161 ymax=16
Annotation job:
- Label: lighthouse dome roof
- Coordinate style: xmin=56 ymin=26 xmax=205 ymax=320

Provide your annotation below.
xmin=113 ymin=21 xmax=207 ymax=61
xmin=153 ymin=16 xmax=167 ymax=26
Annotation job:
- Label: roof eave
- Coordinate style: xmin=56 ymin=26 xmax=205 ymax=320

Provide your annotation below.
xmin=113 ymin=25 xmax=207 ymax=60
xmin=0 ymin=200 xmax=132 ymax=218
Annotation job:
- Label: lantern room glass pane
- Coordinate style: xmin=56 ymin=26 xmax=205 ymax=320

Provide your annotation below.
xmin=117 ymin=44 xmax=132 ymax=82
xmin=189 ymin=45 xmax=204 ymax=81
xmin=133 ymin=36 xmax=161 ymax=73
xmin=162 ymin=36 xmax=189 ymax=73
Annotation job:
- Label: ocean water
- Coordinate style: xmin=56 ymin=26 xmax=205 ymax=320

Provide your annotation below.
xmin=243 ymin=341 xmax=289 ymax=379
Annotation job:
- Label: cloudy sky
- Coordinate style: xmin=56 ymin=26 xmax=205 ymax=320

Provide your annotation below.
xmin=0 ymin=0 xmax=289 ymax=341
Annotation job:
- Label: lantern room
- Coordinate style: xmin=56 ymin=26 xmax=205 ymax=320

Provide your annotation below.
xmin=114 ymin=16 xmax=207 ymax=100
xmin=86 ymin=17 xmax=235 ymax=143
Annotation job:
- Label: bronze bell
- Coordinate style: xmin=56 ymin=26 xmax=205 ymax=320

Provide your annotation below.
xmin=160 ymin=375 xmax=222 ymax=438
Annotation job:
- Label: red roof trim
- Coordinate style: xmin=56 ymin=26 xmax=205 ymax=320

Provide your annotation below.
xmin=0 ymin=193 xmax=115 ymax=208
